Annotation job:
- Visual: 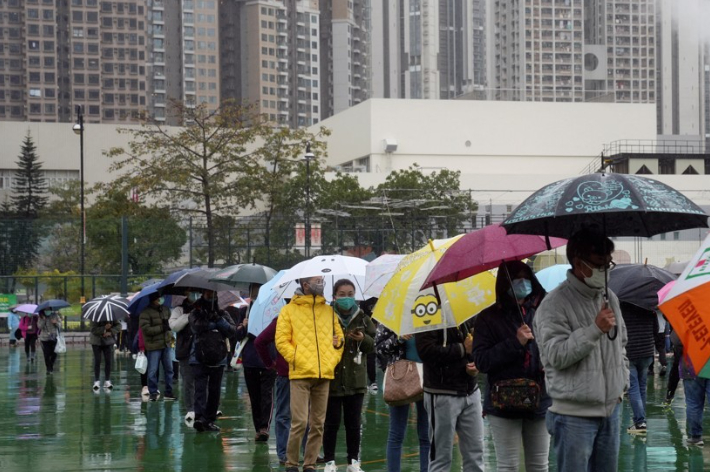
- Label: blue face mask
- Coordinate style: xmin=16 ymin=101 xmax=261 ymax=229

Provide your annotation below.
xmin=188 ymin=292 xmax=200 ymax=302
xmin=509 ymin=278 xmax=532 ymax=300
xmin=334 ymin=297 xmax=358 ymax=314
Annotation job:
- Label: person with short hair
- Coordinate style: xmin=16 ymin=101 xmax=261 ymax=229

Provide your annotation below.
xmin=276 ymin=276 xmax=345 ymax=472
xmin=534 ymin=229 xmax=628 ymax=472
xmin=38 ymin=309 xmax=62 ymax=374
xmin=89 ymin=319 xmax=121 ymax=391
xmin=139 ymin=292 xmax=175 ymax=402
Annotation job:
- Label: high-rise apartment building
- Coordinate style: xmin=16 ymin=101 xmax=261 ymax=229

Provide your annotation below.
xmin=0 ymin=0 xmax=147 ymax=123
xmin=370 ymin=0 xmax=483 ymax=100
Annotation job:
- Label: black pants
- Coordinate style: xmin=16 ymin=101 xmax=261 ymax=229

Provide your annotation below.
xmin=192 ymin=363 xmax=224 ymax=424
xmin=667 ymin=343 xmax=683 ymax=400
xmin=367 ymin=352 xmax=377 ymax=384
xmin=323 ymin=393 xmax=365 ymax=463
xmin=41 ymin=340 xmax=58 ymax=371
xmin=24 ymin=333 xmax=37 ymax=358
xmin=92 ymin=344 xmax=113 ymax=381
xmin=119 ymin=330 xmax=129 ymax=351
xmin=243 ymin=366 xmax=276 ymax=432
xmin=653 ymin=330 xmax=667 ymax=367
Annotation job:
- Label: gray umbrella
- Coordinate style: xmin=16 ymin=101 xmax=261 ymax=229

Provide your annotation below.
xmin=165 ymin=269 xmax=237 ymax=294
xmin=208 ymin=263 xmax=278 ymax=288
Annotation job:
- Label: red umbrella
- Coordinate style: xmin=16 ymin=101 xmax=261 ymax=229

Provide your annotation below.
xmin=421 ymin=223 xmax=567 ymax=289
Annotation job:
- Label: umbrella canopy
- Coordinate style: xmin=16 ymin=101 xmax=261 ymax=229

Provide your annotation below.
xmin=164 ymin=269 xmax=237 ymax=294
xmin=275 ymin=255 xmax=369 ymax=300
xmin=139 ymin=278 xmax=164 ymax=288
xmin=657 ymin=280 xmax=676 ymax=305
xmin=659 ymin=233 xmax=710 ymax=378
xmin=422 ymin=223 xmax=566 ymax=288
xmin=82 ymin=295 xmax=130 ymax=323
xmin=372 ymin=237 xmax=496 ymax=336
xmin=535 ymin=264 xmax=571 ymax=292
xmin=502 ymin=173 xmax=708 ymax=239
xmin=209 ymin=263 xmax=278 ymax=288
xmin=363 ymin=254 xmax=406 ymax=299
xmin=35 ymin=299 xmax=71 ymax=313
xmin=127 ymin=281 xmax=163 ymax=316
xmin=12 ymin=304 xmax=38 ymax=315
xmin=607 ymin=264 xmax=676 ymax=311
xmin=247 ymin=270 xmax=287 ymax=337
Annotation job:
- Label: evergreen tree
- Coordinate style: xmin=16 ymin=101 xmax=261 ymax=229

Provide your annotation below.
xmin=12 ymin=132 xmax=48 ymax=216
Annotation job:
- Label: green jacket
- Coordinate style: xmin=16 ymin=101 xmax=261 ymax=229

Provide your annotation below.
xmin=139 ymin=305 xmax=172 ymax=351
xmin=89 ymin=320 xmax=121 ymax=346
xmin=329 ymin=309 xmax=376 ymax=397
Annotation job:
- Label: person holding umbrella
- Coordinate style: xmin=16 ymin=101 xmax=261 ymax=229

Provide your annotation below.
xmin=18 ymin=311 xmax=39 ymax=362
xmin=139 ymin=292 xmax=176 ymax=401
xmin=38 ymin=309 xmax=62 ymax=374
xmin=533 ymin=229 xmax=628 ymax=472
xmin=471 ymin=260 xmax=551 ymax=472
xmin=89 ymin=319 xmax=121 ymax=390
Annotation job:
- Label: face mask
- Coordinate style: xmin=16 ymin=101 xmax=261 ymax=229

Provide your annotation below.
xmin=508 ymin=278 xmax=532 ymax=300
xmin=334 ymin=297 xmax=358 ymax=314
xmin=188 ymin=292 xmax=200 ymax=302
xmin=582 ymin=261 xmax=607 ymax=289
xmin=158 ymin=297 xmax=165 ymax=305
xmin=309 ymin=282 xmax=325 ymax=296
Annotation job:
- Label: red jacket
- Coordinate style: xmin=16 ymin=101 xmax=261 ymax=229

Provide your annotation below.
xmin=255 ymin=317 xmax=289 ymax=377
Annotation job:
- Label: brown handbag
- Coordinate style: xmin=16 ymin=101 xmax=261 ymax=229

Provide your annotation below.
xmin=383 ymin=359 xmax=424 ymax=406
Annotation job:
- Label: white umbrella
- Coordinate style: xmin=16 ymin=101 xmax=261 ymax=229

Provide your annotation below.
xmin=275 ymin=255 xmax=369 ymax=300
xmin=363 ymin=254 xmax=405 ymax=299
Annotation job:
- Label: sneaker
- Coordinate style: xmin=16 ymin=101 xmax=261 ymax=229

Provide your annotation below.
xmin=346 ymin=460 xmax=364 ymax=472
xmin=149 ymin=393 xmax=158 ymax=402
xmin=205 ymin=422 xmax=221 ymax=432
xmin=141 ymin=386 xmax=149 ymax=397
xmin=184 ymin=411 xmax=195 ymax=424
xmin=216 ymin=410 xmax=223 ymax=417
xmin=628 ymin=422 xmax=647 ymax=434
xmin=193 ymin=419 xmax=206 ymax=432
xmin=316 ymin=456 xmax=326 ymax=464
xmin=369 ymin=383 xmax=378 ymax=393
xmin=163 ymin=393 xmax=177 ymax=401
xmin=92 ymin=381 xmax=101 ymax=392
xmin=660 ymin=365 xmax=667 ymax=376
xmin=255 ymin=430 xmax=269 ymax=442
xmin=104 ymin=380 xmax=113 ymax=390
xmin=688 ymin=436 xmax=704 ymax=446
xmin=324 ymin=460 xmax=338 ymax=472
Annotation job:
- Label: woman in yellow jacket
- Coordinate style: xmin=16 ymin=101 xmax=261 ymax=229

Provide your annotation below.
xmin=276 ymin=275 xmax=344 ymax=472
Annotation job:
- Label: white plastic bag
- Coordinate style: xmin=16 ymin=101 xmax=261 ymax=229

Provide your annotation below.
xmin=135 ymin=351 xmax=148 ymax=374
xmin=54 ymin=332 xmax=67 ymax=354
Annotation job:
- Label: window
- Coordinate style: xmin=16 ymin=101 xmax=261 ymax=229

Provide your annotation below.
xmin=44 ymin=72 xmax=55 ymax=83
xmin=74 ymin=58 xmax=85 ymax=68
xmin=29 ymin=57 xmax=41 ymax=67
xmin=45 ymin=88 xmax=55 ymax=98
xmin=43 ymin=25 xmax=54 ymax=36
xmin=74 ymin=74 xmax=85 ymax=84
xmin=72 ymin=11 xmax=83 ymax=22
xmin=44 ymin=57 xmax=54 ymax=67
xmin=43 ymin=9 xmax=54 ymax=20
xmin=28 ymin=40 xmax=40 ymax=51
xmin=29 ymin=88 xmax=42 ymax=98
xmin=29 ymin=72 xmax=41 ymax=82
xmin=43 ymin=41 xmax=55 ymax=52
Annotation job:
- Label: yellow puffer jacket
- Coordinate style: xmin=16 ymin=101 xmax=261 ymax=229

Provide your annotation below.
xmin=275 ymin=293 xmax=344 ymax=380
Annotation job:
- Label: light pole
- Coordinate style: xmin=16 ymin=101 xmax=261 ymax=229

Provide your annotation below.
xmin=73 ymin=106 xmax=86 ymax=319
xmin=303 ymin=142 xmax=315 ymax=258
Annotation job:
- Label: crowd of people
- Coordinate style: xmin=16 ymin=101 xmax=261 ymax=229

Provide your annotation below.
xmin=9 ymin=228 xmax=701 ymax=472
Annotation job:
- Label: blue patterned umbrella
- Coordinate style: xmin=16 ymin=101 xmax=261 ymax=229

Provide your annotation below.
xmin=503 ymin=173 xmax=708 ymax=239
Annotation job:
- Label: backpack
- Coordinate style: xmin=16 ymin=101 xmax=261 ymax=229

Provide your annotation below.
xmin=175 ymin=329 xmax=194 ymax=361
xmin=195 ymin=329 xmax=227 ymax=366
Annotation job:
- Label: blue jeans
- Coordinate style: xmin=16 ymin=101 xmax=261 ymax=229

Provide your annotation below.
xmin=387 ymin=400 xmax=430 ymax=472
xmin=628 ymin=356 xmax=653 ymax=425
xmin=274 ymin=375 xmax=290 ymax=462
xmin=147 ymin=348 xmax=173 ymax=396
xmin=546 ymin=403 xmax=621 ymax=472
xmin=684 ymin=377 xmax=710 ymax=438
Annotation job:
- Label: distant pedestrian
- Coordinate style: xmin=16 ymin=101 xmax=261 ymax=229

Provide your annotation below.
xmin=90 ymin=320 xmax=120 ymax=390
xmin=38 ymin=310 xmax=62 ymax=374
xmin=139 ymin=293 xmax=176 ymax=402
xmin=170 ymin=291 xmax=197 ymax=424
xmin=19 ymin=313 xmax=38 ymax=362
xmin=119 ymin=318 xmax=129 ymax=353
xmin=189 ymin=289 xmax=236 ymax=432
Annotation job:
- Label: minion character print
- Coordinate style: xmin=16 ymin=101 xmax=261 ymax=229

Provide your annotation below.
xmin=411 ymin=293 xmax=442 ymax=328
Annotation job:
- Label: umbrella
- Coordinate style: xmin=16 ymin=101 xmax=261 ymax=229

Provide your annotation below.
xmin=659 ymin=233 xmax=710 ymax=378
xmin=664 ymin=261 xmax=690 ymax=276
xmin=139 ymin=278 xmax=164 ymax=288
xmin=170 ymin=291 xmax=246 ymax=311
xmin=35 ymin=299 xmax=71 ymax=313
xmin=82 ymin=295 xmax=130 ymax=322
xmin=247 ymin=270 xmax=287 ymax=337
xmin=11 ymin=304 xmax=38 ymax=315
xmin=502 ymin=173 xmax=708 ymax=239
xmin=372 ymin=237 xmax=496 ymax=336
xmin=127 ymin=281 xmax=163 ymax=316
xmin=363 ymin=254 xmax=406 ymax=299
xmin=275 ymin=255 xmax=369 ymax=300
xmin=209 ymin=263 xmax=278 ymax=288
xmin=607 ymin=264 xmax=676 ymax=311
xmin=657 ymin=280 xmax=676 ymax=305
xmin=164 ymin=269 xmax=236 ymax=294
xmin=535 ymin=264 xmax=570 ymax=292
xmin=422 ymin=223 xmax=566 ymax=288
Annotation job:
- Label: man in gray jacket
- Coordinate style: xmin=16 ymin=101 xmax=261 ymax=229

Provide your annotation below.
xmin=534 ymin=229 xmax=628 ymax=472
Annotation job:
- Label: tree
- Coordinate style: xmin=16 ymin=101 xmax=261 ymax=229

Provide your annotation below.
xmin=12 ymin=132 xmax=48 ymax=217
xmin=106 ymin=101 xmax=270 ymax=267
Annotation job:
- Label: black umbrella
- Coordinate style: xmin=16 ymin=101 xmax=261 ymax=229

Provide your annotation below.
xmin=607 ymin=264 xmax=677 ymax=311
xmin=36 ymin=299 xmax=71 ymax=313
xmin=82 ymin=295 xmax=130 ymax=322
xmin=162 ymin=269 xmax=236 ymax=294
xmin=208 ymin=263 xmax=278 ymax=288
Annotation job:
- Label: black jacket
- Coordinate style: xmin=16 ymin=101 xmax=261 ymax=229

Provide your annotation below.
xmin=620 ymin=302 xmax=657 ymax=361
xmin=415 ymin=322 xmax=477 ymax=396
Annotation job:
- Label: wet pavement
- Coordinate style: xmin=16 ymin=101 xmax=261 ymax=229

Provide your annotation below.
xmin=0 ymin=346 xmax=709 ymax=471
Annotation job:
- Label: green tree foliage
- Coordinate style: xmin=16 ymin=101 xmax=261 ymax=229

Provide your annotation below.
xmin=12 ymin=133 xmax=48 ymax=217
xmin=105 ymin=101 xmax=268 ymax=267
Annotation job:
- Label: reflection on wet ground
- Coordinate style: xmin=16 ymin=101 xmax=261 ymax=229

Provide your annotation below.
xmin=0 ymin=347 xmax=709 ymax=471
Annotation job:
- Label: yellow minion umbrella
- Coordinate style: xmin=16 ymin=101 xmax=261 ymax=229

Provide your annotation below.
xmin=372 ymin=236 xmax=496 ymax=336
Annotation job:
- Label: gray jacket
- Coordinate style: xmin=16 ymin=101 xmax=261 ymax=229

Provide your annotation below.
xmin=533 ymin=270 xmax=629 ymax=417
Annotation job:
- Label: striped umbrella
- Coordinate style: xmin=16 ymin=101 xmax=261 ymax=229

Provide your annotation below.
xmin=82 ymin=295 xmax=130 ymax=323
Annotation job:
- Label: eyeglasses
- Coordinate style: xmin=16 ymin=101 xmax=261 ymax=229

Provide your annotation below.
xmin=583 ymin=260 xmax=616 ymax=271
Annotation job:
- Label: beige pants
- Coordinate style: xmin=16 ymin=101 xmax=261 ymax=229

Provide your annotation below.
xmin=286 ymin=378 xmax=330 ymax=469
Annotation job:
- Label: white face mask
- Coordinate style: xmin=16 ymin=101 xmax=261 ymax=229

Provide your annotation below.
xmin=582 ymin=261 xmax=607 ymax=289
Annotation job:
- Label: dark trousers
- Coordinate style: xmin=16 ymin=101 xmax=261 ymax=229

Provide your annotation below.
xmin=323 ymin=393 xmax=365 ymax=463
xmin=367 ymin=352 xmax=377 ymax=384
xmin=24 ymin=333 xmax=37 ymax=357
xmin=192 ymin=363 xmax=224 ymax=424
xmin=244 ymin=366 xmax=277 ymax=433
xmin=92 ymin=344 xmax=113 ymax=381
xmin=119 ymin=330 xmax=129 ymax=351
xmin=41 ymin=340 xmax=58 ymax=371
xmin=653 ymin=331 xmax=667 ymax=367
xmin=667 ymin=343 xmax=683 ymax=400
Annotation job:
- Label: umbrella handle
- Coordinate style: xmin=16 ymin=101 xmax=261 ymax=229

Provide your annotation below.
xmin=603 ymin=293 xmax=618 ymax=340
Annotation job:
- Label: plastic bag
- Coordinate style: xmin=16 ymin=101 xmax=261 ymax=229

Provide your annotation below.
xmin=54 ymin=333 xmax=67 ymax=354
xmin=135 ymin=351 xmax=148 ymax=374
